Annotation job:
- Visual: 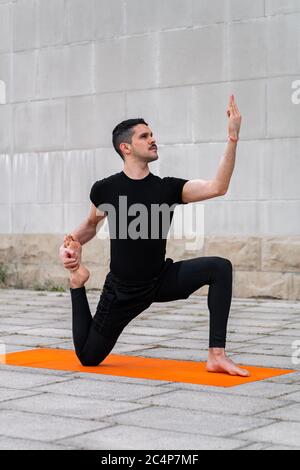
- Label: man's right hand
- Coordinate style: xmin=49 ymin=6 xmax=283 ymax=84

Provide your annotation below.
xmin=59 ymin=235 xmax=81 ymax=271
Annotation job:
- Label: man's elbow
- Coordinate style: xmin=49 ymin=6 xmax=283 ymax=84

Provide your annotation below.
xmin=218 ymin=187 xmax=227 ymax=197
xmin=214 ymin=182 xmax=227 ymax=197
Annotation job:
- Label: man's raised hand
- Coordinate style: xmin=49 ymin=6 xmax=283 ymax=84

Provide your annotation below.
xmin=227 ymin=95 xmax=242 ymax=141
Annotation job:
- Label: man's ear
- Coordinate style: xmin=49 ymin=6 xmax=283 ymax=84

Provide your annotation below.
xmin=121 ymin=143 xmax=130 ymax=153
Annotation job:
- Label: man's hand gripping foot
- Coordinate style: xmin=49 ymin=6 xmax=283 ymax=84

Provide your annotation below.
xmin=61 ymin=235 xmax=90 ymax=289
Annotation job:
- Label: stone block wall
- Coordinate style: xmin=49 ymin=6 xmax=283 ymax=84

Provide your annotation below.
xmin=0 ymin=234 xmax=299 ymax=301
xmin=0 ymin=0 xmax=299 ymax=299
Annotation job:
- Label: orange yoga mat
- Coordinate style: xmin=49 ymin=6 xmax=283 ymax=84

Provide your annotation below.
xmin=0 ymin=348 xmax=296 ymax=387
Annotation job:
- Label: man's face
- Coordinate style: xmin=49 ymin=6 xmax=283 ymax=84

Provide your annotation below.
xmin=123 ymin=124 xmax=158 ymax=162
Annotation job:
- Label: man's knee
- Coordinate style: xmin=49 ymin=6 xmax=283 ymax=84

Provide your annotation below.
xmin=77 ymin=353 xmax=105 ymax=367
xmin=211 ymin=257 xmax=232 ymax=275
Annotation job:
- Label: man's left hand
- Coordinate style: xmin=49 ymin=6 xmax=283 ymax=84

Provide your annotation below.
xmin=227 ymin=95 xmax=242 ymax=140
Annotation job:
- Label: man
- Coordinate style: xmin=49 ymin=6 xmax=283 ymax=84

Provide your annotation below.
xmin=60 ymin=95 xmax=250 ymax=377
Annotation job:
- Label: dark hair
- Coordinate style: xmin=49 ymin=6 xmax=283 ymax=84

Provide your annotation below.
xmin=112 ymin=118 xmax=148 ymax=160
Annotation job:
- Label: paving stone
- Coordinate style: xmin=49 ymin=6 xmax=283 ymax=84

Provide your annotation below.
xmin=162 ymin=380 xmax=300 ymax=398
xmin=264 ymin=444 xmax=300 ymax=450
xmin=0 ymin=369 xmax=76 ymax=390
xmin=52 ymin=341 xmax=75 ymax=350
xmin=231 ymin=311 xmax=299 ymax=320
xmin=229 ymin=353 xmax=297 ymax=369
xmin=155 ymin=337 xmax=209 ymax=348
xmin=237 ymin=442 xmax=270 ymax=450
xmin=251 ymin=302 xmax=300 ymax=310
xmin=1 ymin=289 xmax=299 ymax=449
xmin=278 ymin=390 xmax=300 ymax=402
xmin=240 ymin=343 xmax=297 ymax=358
xmin=136 ymin=389 xmax=289 ymax=416
xmin=149 ymin=313 xmax=207 ymax=322
xmin=250 ymin=335 xmax=300 ymax=346
xmin=0 ymin=317 xmax=49 ymax=326
xmin=257 ymin=403 xmax=300 ymax=421
xmin=0 ymin=410 xmax=107 ymax=442
xmin=35 ymin=377 xmax=175 ymax=401
xmin=101 ymin=406 xmax=273 ymax=438
xmin=59 ymin=424 xmax=245 ymax=450
xmin=224 ymin=342 xmax=262 ymax=353
xmin=74 ymin=371 xmax=170 ymax=387
xmin=0 ymin=359 xmax=75 ymax=374
xmin=34 ymin=321 xmax=72 ymax=329
xmin=0 ymin=436 xmax=76 ymax=450
xmin=267 ymin=373 xmax=300 ymax=385
xmin=218 ymin=381 xmax=300 ymax=399
xmin=0 ymin=345 xmax=34 ymax=353
xmin=1 ymin=392 xmax=147 ymax=420
xmin=171 ymin=330 xmax=210 ymax=340
xmin=15 ymin=327 xmax=71 ymax=339
xmin=227 ymin=326 xmax=281 ymax=335
xmin=0 ymin=334 xmax=70 ymax=347
xmin=0 ymin=324 xmax=39 ymax=334
xmin=272 ymin=328 xmax=300 ymax=337
xmin=116 ymin=334 xmax=175 ymax=345
xmin=123 ymin=326 xmax=184 ymax=336
xmin=109 ymin=343 xmax=164 ymax=354
xmin=135 ymin=319 xmax=202 ymax=329
xmin=237 ymin=422 xmax=300 ymax=448
xmin=228 ymin=319 xmax=288 ymax=329
xmin=127 ymin=347 xmax=207 ymax=361
xmin=0 ymin=387 xmax=42 ymax=403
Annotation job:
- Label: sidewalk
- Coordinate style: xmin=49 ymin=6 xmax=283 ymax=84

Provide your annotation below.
xmin=0 ymin=288 xmax=299 ymax=450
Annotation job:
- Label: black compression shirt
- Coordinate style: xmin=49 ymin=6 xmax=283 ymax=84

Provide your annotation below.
xmin=90 ymin=171 xmax=188 ymax=281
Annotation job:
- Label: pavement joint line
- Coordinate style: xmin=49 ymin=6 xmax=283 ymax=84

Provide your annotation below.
xmin=23 ymin=383 xmax=176 ymax=401
xmin=226 ymin=419 xmax=284 ymax=440
xmin=162 ymin=385 xmax=300 ymax=399
xmin=0 ymin=366 xmax=76 ymax=377
xmin=124 ymin=398 xmax=296 ymax=418
xmin=0 ymin=433 xmax=82 ymax=449
xmin=0 ymin=392 xmax=47 ymax=405
xmin=122 ymin=387 xmax=180 ymax=401
xmin=97 ymin=413 xmax=277 ymax=440
xmin=251 ymin=401 xmax=300 ymax=417
xmin=113 ymin=401 xmax=278 ymax=420
xmin=51 ymin=423 xmax=134 ymax=447
xmin=7 ymin=377 xmax=81 ymax=391
xmin=0 ymin=426 xmax=106 ymax=447
xmin=0 ymin=404 xmax=140 ymax=428
xmin=72 ymin=374 xmax=172 ymax=387
xmin=234 ymin=441 xmax=270 ymax=450
xmin=0 ymin=398 xmax=150 ymax=422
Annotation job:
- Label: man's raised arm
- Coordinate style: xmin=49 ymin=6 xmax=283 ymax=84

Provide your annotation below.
xmin=182 ymin=95 xmax=242 ymax=203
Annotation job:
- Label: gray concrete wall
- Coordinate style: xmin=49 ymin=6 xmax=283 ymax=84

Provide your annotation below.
xmin=0 ymin=0 xmax=299 ymax=298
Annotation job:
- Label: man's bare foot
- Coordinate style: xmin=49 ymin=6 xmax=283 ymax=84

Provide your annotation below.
xmin=64 ymin=235 xmax=90 ymax=288
xmin=64 ymin=234 xmax=82 ymax=266
xmin=206 ymin=348 xmax=250 ymax=377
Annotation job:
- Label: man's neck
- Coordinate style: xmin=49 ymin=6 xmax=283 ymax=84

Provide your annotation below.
xmin=123 ymin=166 xmax=150 ymax=180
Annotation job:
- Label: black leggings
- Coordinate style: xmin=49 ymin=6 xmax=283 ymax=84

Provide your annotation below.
xmin=71 ymin=256 xmax=232 ymax=366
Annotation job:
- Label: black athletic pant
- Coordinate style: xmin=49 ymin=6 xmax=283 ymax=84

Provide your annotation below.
xmin=70 ymin=256 xmax=232 ymax=366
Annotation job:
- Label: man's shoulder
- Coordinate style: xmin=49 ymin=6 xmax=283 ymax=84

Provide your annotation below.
xmin=92 ymin=172 xmax=122 ymax=186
